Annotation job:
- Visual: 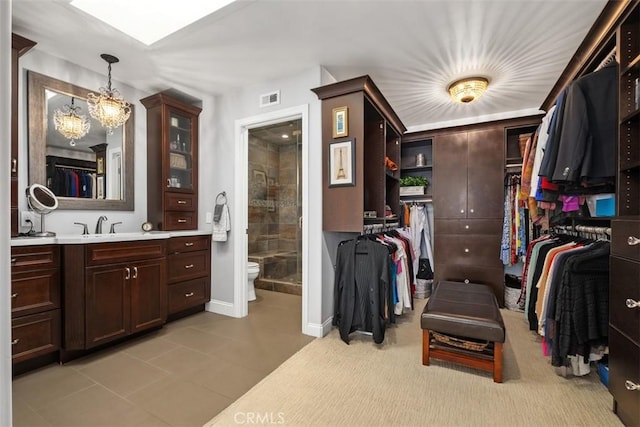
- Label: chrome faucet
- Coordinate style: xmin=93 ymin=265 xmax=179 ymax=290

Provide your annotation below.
xmin=95 ymin=215 xmax=108 ymax=234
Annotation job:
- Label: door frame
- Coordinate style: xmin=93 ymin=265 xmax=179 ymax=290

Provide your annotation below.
xmin=233 ymin=105 xmax=309 ymax=332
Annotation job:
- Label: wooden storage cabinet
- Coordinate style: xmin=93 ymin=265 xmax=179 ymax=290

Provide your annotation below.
xmin=63 ymin=240 xmax=167 ymax=351
xmin=141 ymin=93 xmax=202 ymax=231
xmin=312 ymin=76 xmax=406 ymax=232
xmin=10 ymin=245 xmax=60 ymax=364
xmin=400 ymin=135 xmax=432 ymax=201
xmin=167 ymin=235 xmax=211 ymax=316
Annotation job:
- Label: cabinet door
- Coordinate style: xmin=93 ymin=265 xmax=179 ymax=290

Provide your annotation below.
xmin=130 ymin=258 xmax=166 ymax=333
xmin=433 ymin=133 xmax=468 ymax=218
xmin=467 ymin=128 xmax=504 ymax=219
xmin=85 ymin=263 xmax=130 ymax=348
xmin=166 ymin=107 xmax=196 ymax=193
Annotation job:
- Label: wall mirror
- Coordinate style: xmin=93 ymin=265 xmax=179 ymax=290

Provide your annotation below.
xmin=27 ymin=70 xmax=134 ymax=210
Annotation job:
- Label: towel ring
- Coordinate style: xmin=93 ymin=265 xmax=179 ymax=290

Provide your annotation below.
xmin=215 ymin=191 xmax=227 ymax=205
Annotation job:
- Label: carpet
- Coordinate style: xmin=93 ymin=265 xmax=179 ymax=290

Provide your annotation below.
xmin=205 ymin=305 xmax=622 ymax=426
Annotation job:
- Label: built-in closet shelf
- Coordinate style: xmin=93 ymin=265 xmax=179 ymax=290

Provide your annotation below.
xmin=620 ymin=161 xmax=640 ymax=173
xmin=386 ymin=171 xmax=400 ymax=181
xmin=402 ymin=165 xmax=433 ymax=171
xmin=620 ymin=109 xmax=640 ymax=123
xmin=621 ymin=54 xmax=640 ymax=75
xmin=400 ymin=194 xmax=433 ymax=201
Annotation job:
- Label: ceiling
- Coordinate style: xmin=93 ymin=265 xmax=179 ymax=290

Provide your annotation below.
xmin=11 ymin=0 xmax=608 ymax=133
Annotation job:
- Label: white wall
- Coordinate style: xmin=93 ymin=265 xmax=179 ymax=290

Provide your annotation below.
xmin=207 ymin=66 xmax=328 ymax=334
xmin=17 ymin=50 xmax=151 ymax=234
xmin=1 ymin=2 xmax=13 ymax=423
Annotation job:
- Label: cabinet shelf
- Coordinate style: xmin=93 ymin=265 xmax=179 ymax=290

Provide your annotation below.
xmin=621 ymin=53 xmax=640 ymax=75
xmin=620 ymin=160 xmax=640 ymax=172
xmin=386 ymin=171 xmax=399 ymax=181
xmin=402 ymin=165 xmax=433 ymax=171
xmin=620 ymin=109 xmax=640 ymax=123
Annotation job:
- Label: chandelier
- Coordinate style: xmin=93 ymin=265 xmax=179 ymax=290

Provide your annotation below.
xmin=448 ymin=77 xmax=489 ymax=103
xmin=53 ymin=97 xmax=90 ymax=146
xmin=87 ymin=53 xmax=131 ymax=134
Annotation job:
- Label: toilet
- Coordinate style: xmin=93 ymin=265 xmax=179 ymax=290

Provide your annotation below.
xmin=247 ymin=261 xmax=260 ymax=301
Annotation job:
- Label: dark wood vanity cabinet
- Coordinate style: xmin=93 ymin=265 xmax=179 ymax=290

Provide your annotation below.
xmin=167 ymin=235 xmax=211 ymax=315
xmin=11 ymin=34 xmax=36 ymax=237
xmin=63 ymin=240 xmax=167 ymax=351
xmin=10 ymin=245 xmax=60 ymax=364
xmin=141 ymin=93 xmax=202 ymax=231
xmin=432 ymin=126 xmax=505 ymax=305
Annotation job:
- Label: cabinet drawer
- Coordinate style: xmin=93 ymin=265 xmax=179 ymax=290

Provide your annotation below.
xmin=434 ymin=234 xmax=502 ymax=267
xmin=168 ymin=235 xmax=210 ymax=254
xmin=609 ymin=327 xmax=640 ymax=427
xmin=610 ymin=257 xmax=640 ymax=341
xmin=168 ymin=250 xmax=210 ymax=283
xmin=11 ymin=245 xmax=59 ymax=272
xmin=168 ymin=277 xmax=209 ymax=314
xmin=435 ymin=220 xmax=502 ymax=235
xmin=11 ymin=268 xmax=60 ymax=317
xmin=164 ymin=211 xmax=197 ymax=230
xmin=434 ymin=264 xmax=504 ymax=306
xmin=85 ymin=240 xmax=166 ymax=266
xmin=12 ymin=310 xmax=60 ymax=364
xmin=612 ymin=219 xmax=640 ymax=261
xmin=165 ymin=192 xmax=196 ymax=211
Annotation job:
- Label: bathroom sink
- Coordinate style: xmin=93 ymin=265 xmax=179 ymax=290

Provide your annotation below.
xmin=56 ymin=231 xmax=172 ymax=244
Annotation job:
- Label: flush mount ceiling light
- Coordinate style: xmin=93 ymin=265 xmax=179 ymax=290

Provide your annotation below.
xmin=448 ymin=77 xmax=489 ymax=103
xmin=53 ymin=97 xmax=90 ymax=146
xmin=87 ymin=53 xmax=131 ymax=135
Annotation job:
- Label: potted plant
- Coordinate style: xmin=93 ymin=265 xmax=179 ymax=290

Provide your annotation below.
xmin=400 ymin=176 xmax=429 ymax=195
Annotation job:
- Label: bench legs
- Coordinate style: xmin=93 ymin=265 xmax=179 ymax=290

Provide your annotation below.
xmin=422 ymin=329 xmax=503 ymax=383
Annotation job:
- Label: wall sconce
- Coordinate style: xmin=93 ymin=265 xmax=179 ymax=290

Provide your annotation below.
xmin=87 ymin=53 xmax=131 ymax=134
xmin=53 ymin=97 xmax=90 ymax=146
xmin=448 ymin=77 xmax=489 ymax=103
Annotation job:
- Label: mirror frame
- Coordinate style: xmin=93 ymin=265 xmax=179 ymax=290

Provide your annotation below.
xmin=27 ymin=70 xmax=134 ymax=210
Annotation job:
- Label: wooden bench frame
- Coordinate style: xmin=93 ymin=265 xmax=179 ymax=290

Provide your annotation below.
xmin=422 ymin=329 xmax=503 ymax=383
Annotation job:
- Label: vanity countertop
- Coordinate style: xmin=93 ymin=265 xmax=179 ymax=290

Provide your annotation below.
xmin=11 ymin=229 xmax=212 ymax=247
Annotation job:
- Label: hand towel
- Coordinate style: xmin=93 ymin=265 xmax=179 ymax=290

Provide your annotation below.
xmin=212 ymin=203 xmax=230 ymax=242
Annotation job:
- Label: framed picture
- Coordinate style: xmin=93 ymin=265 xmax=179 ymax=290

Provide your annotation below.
xmin=97 ymin=157 xmax=104 ymax=174
xmin=332 ymin=106 xmax=348 ymax=138
xmin=328 ymin=138 xmax=355 ymax=187
xmin=253 ymin=170 xmax=267 ymax=186
xmin=96 ymin=175 xmax=104 ymax=199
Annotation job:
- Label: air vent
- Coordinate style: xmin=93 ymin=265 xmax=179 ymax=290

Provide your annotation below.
xmin=259 ymin=90 xmax=280 ymax=108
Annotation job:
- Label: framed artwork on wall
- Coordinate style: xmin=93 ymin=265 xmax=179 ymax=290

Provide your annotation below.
xmin=253 ymin=170 xmax=267 ymax=186
xmin=328 ymin=138 xmax=355 ymax=187
xmin=332 ymin=106 xmax=348 ymax=138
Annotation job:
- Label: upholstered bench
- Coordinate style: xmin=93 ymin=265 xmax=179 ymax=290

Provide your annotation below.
xmin=421 ymin=280 xmax=506 ymax=383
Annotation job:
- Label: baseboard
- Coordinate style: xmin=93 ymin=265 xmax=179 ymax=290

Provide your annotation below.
xmin=304 ymin=316 xmax=333 ymax=338
xmin=205 ymin=299 xmax=237 ymax=317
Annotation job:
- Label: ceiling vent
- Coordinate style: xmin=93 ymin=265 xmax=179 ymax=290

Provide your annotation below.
xmin=259 ymin=90 xmax=280 ymax=108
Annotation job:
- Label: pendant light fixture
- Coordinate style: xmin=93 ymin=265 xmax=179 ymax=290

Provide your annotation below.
xmin=87 ymin=53 xmax=131 ymax=134
xmin=448 ymin=77 xmax=489 ymax=103
xmin=53 ymin=97 xmax=90 ymax=146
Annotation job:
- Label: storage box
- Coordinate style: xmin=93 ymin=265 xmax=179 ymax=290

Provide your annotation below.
xmin=586 ymin=194 xmax=615 ymax=217
xmin=597 ymin=362 xmax=609 ymax=387
xmin=400 ymin=186 xmax=425 ymax=196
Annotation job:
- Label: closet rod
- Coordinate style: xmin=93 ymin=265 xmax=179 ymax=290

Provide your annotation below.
xmin=595 ymin=47 xmax=617 ymax=71
xmin=553 ymin=224 xmax=611 ymax=236
xmin=54 ymin=164 xmax=96 ymax=172
xmin=401 ymin=198 xmax=432 ymax=204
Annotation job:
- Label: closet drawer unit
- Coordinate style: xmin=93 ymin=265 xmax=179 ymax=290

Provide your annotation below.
xmin=85 ymin=240 xmax=166 ymax=266
xmin=11 ymin=268 xmax=60 ymax=318
xmin=609 ymin=327 xmax=640 ymax=427
xmin=11 ymin=245 xmax=59 ymax=273
xmin=168 ymin=235 xmax=210 ymax=254
xmin=434 ymin=234 xmax=502 ymax=267
xmin=168 ymin=277 xmax=210 ymax=314
xmin=165 ymin=192 xmax=196 ymax=211
xmin=167 ymin=250 xmax=210 ymax=283
xmin=610 ymin=257 xmax=640 ymax=339
xmin=11 ymin=309 xmax=60 ymax=364
xmin=434 ymin=264 xmax=504 ymax=306
xmin=611 ymin=219 xmax=640 ymax=261
xmin=164 ymin=211 xmax=197 ymax=230
xmin=435 ymin=220 xmax=502 ymax=235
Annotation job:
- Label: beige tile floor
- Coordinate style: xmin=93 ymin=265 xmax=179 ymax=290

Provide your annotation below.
xmin=12 ymin=289 xmax=314 ymax=427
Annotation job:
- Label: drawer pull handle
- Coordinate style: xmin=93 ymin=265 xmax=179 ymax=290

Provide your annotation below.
xmin=464 ymin=248 xmax=469 ymax=253
xmin=11 ymin=293 xmax=18 ymax=299
xmin=469 ymin=208 xmax=474 ymax=213
xmin=625 ymin=380 xmax=639 ymax=391
xmin=12 ymin=158 xmax=17 ymax=173
xmin=132 ymin=266 xmax=138 ymax=279
xmin=177 ymin=200 xmax=187 ymax=204
xmin=185 ymin=292 xmax=194 ymax=297
xmin=626 ymin=299 xmax=640 ymax=309
xmin=184 ymin=242 xmax=194 ymax=247
xmin=10 ymin=258 xmax=16 ymax=264
xmin=125 ymin=267 xmax=131 ymax=280
xmin=11 ymin=339 xmax=19 ymax=345
xmin=460 ymin=209 xmax=465 ymax=214
xmin=167 ymin=179 xmax=171 ymax=187
xmin=464 ymin=279 xmax=470 ymax=284
xmin=464 ymin=225 xmax=469 ymax=230
xmin=185 ymin=264 xmax=194 ymax=269
xmin=628 ymin=236 xmax=640 ymax=246
xmin=178 ymin=219 xmax=187 ymax=223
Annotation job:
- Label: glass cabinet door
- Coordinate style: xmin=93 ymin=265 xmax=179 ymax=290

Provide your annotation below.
xmin=167 ymin=110 xmax=193 ymax=191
